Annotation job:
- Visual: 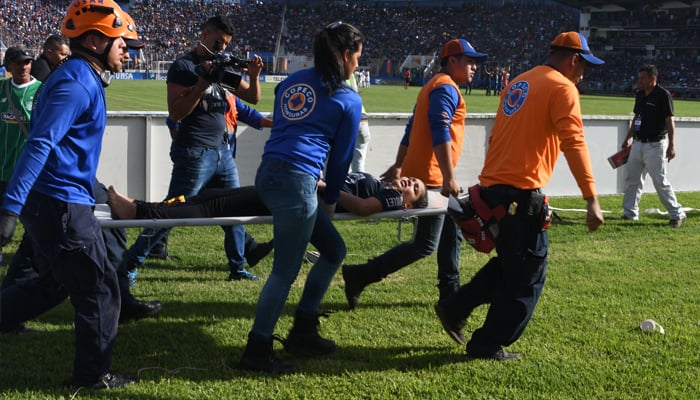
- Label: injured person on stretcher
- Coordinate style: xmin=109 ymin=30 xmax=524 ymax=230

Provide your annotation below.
xmin=107 ymin=172 xmax=429 ymax=220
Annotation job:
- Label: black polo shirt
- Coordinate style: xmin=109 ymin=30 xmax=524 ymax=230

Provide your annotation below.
xmin=633 ymin=85 xmax=674 ymax=141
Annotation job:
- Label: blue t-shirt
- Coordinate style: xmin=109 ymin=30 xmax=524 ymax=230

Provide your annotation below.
xmin=2 ymin=56 xmax=107 ymax=214
xmin=168 ymin=51 xmax=228 ymax=148
xmin=263 ymin=68 xmax=362 ymax=204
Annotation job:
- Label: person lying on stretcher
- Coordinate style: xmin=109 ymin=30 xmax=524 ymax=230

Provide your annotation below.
xmin=107 ymin=172 xmax=429 ymax=220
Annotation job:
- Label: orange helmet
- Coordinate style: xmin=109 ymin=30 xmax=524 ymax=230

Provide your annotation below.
xmin=61 ymin=0 xmax=130 ymax=39
xmin=122 ymin=12 xmax=144 ymax=49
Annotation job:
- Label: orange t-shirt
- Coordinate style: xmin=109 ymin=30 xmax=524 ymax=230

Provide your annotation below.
xmin=401 ymin=73 xmax=466 ymax=186
xmin=479 ymin=65 xmax=596 ymax=199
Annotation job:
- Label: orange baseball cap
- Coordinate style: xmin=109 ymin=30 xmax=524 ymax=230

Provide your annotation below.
xmin=550 ymin=32 xmax=604 ymax=65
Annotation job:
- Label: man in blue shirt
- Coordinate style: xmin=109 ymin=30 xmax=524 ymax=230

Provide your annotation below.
xmin=0 ymin=1 xmax=140 ymax=389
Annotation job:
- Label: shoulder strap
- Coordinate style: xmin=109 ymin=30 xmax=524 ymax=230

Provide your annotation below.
xmin=5 ymin=80 xmax=30 ymax=138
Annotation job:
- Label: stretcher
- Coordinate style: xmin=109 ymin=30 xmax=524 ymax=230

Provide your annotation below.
xmin=95 ymin=191 xmax=449 ymax=229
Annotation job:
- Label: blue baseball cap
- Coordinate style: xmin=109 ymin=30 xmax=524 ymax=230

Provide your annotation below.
xmin=440 ymin=39 xmax=487 ymax=62
xmin=550 ymin=32 xmax=605 ymax=65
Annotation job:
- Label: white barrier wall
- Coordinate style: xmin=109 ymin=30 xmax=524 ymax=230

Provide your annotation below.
xmin=99 ymin=112 xmax=700 ymax=202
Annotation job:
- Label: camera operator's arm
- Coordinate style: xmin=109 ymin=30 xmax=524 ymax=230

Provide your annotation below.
xmin=167 ymin=74 xmax=210 ymax=123
xmin=235 ymin=54 xmax=263 ymax=105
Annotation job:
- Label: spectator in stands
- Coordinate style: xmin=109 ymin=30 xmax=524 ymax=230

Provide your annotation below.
xmin=0 ymin=1 xmax=140 ymax=388
xmin=123 ymin=15 xmax=270 ymax=282
xmin=620 ymin=64 xmax=686 ymax=227
xmin=237 ymin=21 xmax=364 ymax=374
xmin=341 ymin=38 xmax=487 ymax=310
xmin=30 ymin=34 xmax=70 ymax=81
xmin=434 ymin=31 xmax=604 ymax=361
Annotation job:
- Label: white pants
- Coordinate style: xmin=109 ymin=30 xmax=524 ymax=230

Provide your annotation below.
xmin=622 ymin=138 xmax=685 ymax=220
xmin=350 ymin=120 xmax=371 ymax=173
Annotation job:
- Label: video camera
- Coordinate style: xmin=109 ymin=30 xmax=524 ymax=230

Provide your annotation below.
xmin=197 ymin=52 xmax=250 ymax=91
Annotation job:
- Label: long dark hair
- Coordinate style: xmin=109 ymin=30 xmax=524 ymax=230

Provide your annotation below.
xmin=314 ymin=21 xmax=364 ymax=95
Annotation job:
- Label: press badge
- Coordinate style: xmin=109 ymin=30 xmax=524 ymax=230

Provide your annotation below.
xmin=633 ymin=115 xmax=642 ymax=132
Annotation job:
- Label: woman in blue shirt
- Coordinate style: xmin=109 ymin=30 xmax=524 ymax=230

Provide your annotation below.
xmin=239 ymin=22 xmax=364 ymax=373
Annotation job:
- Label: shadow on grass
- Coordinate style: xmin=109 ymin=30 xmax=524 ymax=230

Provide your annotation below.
xmin=1 ymin=314 xmax=464 ymax=397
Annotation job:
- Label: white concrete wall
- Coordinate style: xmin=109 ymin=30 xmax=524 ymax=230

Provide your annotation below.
xmin=99 ymin=112 xmax=700 ymax=201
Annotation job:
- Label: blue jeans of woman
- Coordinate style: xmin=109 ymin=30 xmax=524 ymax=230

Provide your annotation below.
xmin=125 ymin=142 xmax=250 ymax=269
xmin=250 ymin=159 xmax=346 ymax=338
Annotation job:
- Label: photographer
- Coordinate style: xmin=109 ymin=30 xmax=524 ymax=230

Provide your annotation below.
xmin=123 ymin=15 xmax=268 ymax=281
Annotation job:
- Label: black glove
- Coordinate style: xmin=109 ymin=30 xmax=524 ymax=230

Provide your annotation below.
xmin=0 ymin=211 xmax=18 ymax=247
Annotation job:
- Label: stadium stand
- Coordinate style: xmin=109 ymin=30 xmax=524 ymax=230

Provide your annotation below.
xmin=0 ymin=0 xmax=697 ymax=97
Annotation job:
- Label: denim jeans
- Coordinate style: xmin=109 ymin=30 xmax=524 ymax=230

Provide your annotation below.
xmin=125 ymin=142 xmax=250 ymax=269
xmin=622 ymin=138 xmax=685 ymax=220
xmin=364 ymin=188 xmax=462 ymax=290
xmin=250 ymin=159 xmax=346 ymax=338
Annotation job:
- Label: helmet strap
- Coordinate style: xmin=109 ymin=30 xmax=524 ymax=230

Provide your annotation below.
xmin=72 ymin=37 xmax=117 ymax=86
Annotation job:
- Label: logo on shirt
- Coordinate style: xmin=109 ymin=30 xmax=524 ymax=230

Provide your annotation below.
xmin=502 ymin=81 xmax=528 ymax=116
xmin=280 ymin=83 xmax=316 ymax=121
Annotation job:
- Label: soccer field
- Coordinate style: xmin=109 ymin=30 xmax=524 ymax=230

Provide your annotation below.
xmin=107 ymin=80 xmax=700 ymax=117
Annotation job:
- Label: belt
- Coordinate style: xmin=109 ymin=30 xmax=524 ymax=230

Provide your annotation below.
xmin=635 ymin=135 xmax=665 ymax=143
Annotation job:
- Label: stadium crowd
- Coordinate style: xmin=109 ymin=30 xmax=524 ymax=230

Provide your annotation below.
xmin=1 ymin=0 xmax=698 ymax=96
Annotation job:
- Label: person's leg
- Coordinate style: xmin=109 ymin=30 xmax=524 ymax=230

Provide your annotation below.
xmin=350 ymin=121 xmax=371 ymax=173
xmin=124 ymin=144 xmax=217 ymax=270
xmin=644 ymin=139 xmax=686 ymax=221
xmin=299 ymin=209 xmax=347 ymax=314
xmin=239 ymin=161 xmax=316 ymax=373
xmin=283 ymin=208 xmax=346 ymax=356
xmin=342 ymin=210 xmax=443 ymax=309
xmin=465 ymin=198 xmax=548 ymax=359
xmin=0 ymin=194 xmax=69 ymax=332
xmin=216 ymin=144 xmax=258 ymax=280
xmin=1 ymin=232 xmax=37 ymax=289
xmin=622 ymin=141 xmax=646 ymax=219
xmin=249 ymin=161 xmax=317 ymax=338
xmin=53 ymin=208 xmax=122 ymax=384
xmin=436 ymin=215 xmax=462 ymax=300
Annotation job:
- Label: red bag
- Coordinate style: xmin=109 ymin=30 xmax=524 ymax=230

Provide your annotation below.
xmin=447 ymin=185 xmax=505 ymax=254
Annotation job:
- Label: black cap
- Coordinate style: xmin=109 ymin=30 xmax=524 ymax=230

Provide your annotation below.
xmin=2 ymin=46 xmax=34 ymax=66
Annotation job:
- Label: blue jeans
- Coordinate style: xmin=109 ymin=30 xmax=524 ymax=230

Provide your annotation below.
xmin=364 ymin=188 xmax=462 ymax=290
xmin=125 ymin=142 xmax=249 ymax=269
xmin=250 ymin=159 xmax=346 ymax=338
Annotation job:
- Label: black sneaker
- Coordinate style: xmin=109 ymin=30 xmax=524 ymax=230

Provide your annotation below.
xmin=466 ymin=349 xmax=522 ymax=361
xmin=434 ymin=303 xmax=466 ymax=345
xmin=72 ymin=371 xmax=137 ymax=389
xmin=246 ymin=240 xmax=274 ymax=267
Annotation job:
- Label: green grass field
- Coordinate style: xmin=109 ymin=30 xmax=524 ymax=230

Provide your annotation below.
xmin=107 ymin=80 xmax=700 ymax=117
xmin=1 ymin=194 xmax=698 ymax=399
xmin=1 ymin=78 xmax=698 ymax=399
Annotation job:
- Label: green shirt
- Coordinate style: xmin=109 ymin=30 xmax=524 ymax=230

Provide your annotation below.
xmin=1 ymin=77 xmax=41 ymax=181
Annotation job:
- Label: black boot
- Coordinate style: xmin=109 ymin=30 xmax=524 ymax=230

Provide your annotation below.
xmin=342 ymin=264 xmax=380 ymax=310
xmin=283 ymin=311 xmax=336 ymax=357
xmin=238 ymin=332 xmax=294 ymax=374
xmin=438 ymin=281 xmax=460 ymax=302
